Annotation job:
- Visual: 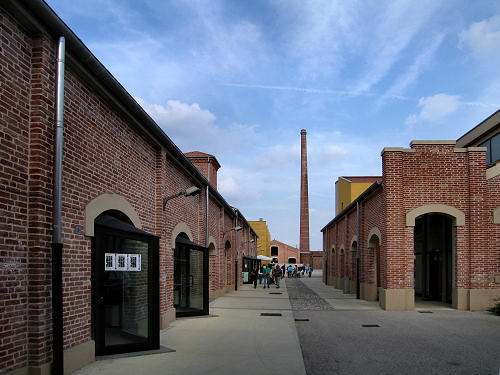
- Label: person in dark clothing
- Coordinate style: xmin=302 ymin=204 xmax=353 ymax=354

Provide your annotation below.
xmin=273 ymin=265 xmax=282 ymax=288
xmin=250 ymin=265 xmax=258 ymax=288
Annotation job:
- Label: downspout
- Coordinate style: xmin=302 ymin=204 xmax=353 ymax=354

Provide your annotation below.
xmin=235 ymin=211 xmax=239 ymax=291
xmin=356 ymin=201 xmax=360 ymax=299
xmin=52 ymin=36 xmax=65 ymax=375
xmin=325 ymin=229 xmax=328 ymax=285
xmin=205 ymin=157 xmax=210 ymax=247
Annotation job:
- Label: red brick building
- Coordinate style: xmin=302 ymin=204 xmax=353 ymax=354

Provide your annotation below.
xmin=0 ymin=1 xmax=257 ymax=374
xmin=308 ymin=251 xmax=323 ymax=270
xmin=322 ymin=110 xmax=500 ymax=311
xmin=270 ymin=240 xmax=300 ymax=264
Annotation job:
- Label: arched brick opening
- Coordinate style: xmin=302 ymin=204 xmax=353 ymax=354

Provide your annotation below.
xmin=414 ymin=213 xmax=453 ymax=306
xmin=224 ymin=240 xmax=232 ymax=288
xmin=408 ymin=205 xmax=465 ymax=309
xmin=368 ymin=233 xmax=381 ymax=301
xmin=85 ymin=193 xmax=141 ymax=237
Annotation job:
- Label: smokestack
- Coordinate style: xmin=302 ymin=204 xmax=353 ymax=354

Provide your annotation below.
xmin=300 ymin=129 xmax=310 ymax=261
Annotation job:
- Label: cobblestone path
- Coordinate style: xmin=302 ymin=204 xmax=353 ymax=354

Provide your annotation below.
xmin=286 ymin=278 xmax=334 ymax=311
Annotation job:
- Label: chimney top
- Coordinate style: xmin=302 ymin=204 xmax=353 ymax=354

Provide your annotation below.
xmin=301 ymin=129 xmax=307 ymax=134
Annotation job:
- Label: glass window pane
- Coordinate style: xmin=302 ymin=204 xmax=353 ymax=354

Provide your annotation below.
xmin=490 ymin=133 xmax=500 ymax=164
xmin=104 ymin=238 xmax=149 ymax=346
xmin=189 ymin=249 xmax=204 ymax=310
xmin=480 ymin=140 xmax=491 ymax=164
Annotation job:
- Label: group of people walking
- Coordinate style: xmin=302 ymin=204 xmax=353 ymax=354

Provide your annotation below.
xmin=249 ymin=264 xmax=313 ymax=289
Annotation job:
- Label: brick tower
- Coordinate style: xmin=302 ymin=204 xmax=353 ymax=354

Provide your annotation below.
xmin=300 ymin=129 xmax=310 ymax=265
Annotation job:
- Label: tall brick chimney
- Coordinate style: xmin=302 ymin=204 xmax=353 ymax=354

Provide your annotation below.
xmin=300 ymin=129 xmax=310 ymax=264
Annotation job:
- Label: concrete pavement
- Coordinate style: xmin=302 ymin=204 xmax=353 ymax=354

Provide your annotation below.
xmin=295 ymin=273 xmax=500 ymax=375
xmin=74 ymin=279 xmax=306 ymax=375
xmin=73 ymin=272 xmax=500 ymax=375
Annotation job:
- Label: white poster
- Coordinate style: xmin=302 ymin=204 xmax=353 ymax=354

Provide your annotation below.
xmin=115 ymin=254 xmax=127 ymax=271
xmin=105 ymin=253 xmax=142 ymax=271
xmin=128 ymin=254 xmax=141 ymax=271
xmin=104 ymin=253 xmax=115 ymax=271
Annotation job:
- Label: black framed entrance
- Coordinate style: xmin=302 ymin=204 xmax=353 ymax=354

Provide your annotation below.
xmin=93 ymin=215 xmax=159 ymax=356
xmin=414 ymin=214 xmax=453 ymax=304
xmin=174 ymin=236 xmax=209 ymax=317
xmin=242 ymin=256 xmax=261 ymax=284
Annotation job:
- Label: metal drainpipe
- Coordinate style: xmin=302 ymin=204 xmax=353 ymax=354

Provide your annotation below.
xmin=325 ymin=229 xmax=328 ymax=285
xmin=356 ymin=201 xmax=360 ymax=299
xmin=52 ymin=36 xmax=65 ymax=375
xmin=205 ymin=157 xmax=210 ymax=247
xmin=235 ymin=211 xmax=239 ymax=291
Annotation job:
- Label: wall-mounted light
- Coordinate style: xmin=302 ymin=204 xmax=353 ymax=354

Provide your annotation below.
xmin=162 ymin=186 xmax=201 ymax=210
xmin=223 ymin=226 xmax=243 ymax=237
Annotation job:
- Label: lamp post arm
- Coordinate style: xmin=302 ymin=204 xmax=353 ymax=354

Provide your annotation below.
xmin=162 ymin=191 xmax=184 ymax=210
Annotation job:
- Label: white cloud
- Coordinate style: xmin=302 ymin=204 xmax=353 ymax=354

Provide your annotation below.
xmin=252 ymin=144 xmax=300 ymax=169
xmin=218 ymin=167 xmax=264 ymax=202
xmin=136 ymin=98 xmax=257 ymax=154
xmin=405 ymin=93 xmax=461 ymax=125
xmin=218 ymin=176 xmax=239 ymax=198
xmin=459 ymin=15 xmax=500 ymax=61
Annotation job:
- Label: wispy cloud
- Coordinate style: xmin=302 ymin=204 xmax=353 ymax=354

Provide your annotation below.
xmin=405 ymin=93 xmax=461 ymax=126
xmin=136 ymin=98 xmax=257 ymax=154
xmin=459 ymin=15 xmax=500 ymax=61
xmin=223 ymin=83 xmax=412 ymax=101
xmin=380 ymin=33 xmax=446 ymax=105
xmin=276 ymin=0 xmax=359 ymax=80
xmin=252 ymin=144 xmax=300 ymax=169
xmin=352 ymin=1 xmax=445 ymax=93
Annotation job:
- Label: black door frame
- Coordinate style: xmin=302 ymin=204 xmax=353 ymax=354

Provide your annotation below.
xmin=174 ymin=237 xmax=209 ymax=317
xmin=93 ymin=221 xmax=159 ymax=356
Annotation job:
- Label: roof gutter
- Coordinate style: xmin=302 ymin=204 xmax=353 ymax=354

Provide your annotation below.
xmin=321 ymin=181 xmax=382 ymax=232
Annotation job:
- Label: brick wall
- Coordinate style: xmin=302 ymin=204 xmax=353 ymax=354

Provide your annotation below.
xmin=0 ymin=5 xmax=254 ymax=373
xmin=0 ymin=10 xmax=33 ymax=372
xmin=323 ymin=142 xmax=499 ymax=309
xmin=270 ymin=240 xmax=300 ymax=264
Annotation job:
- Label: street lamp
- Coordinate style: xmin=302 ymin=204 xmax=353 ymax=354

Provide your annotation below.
xmin=223 ymin=226 xmax=243 ymax=237
xmin=162 ymin=186 xmax=201 ymax=210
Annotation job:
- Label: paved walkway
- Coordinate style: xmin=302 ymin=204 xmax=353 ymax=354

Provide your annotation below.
xmin=74 ymin=279 xmax=306 ymax=375
xmin=295 ymin=273 xmax=500 ymax=375
xmin=73 ymin=272 xmax=500 ymax=374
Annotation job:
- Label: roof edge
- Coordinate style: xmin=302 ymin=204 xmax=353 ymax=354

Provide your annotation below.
xmin=321 ymin=181 xmax=382 ymax=232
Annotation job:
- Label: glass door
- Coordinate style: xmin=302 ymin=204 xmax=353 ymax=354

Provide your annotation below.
xmin=94 ymin=221 xmax=159 ymax=355
xmin=174 ymin=238 xmax=208 ymax=317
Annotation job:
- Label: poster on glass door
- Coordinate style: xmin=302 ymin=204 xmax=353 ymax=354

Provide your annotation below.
xmin=105 ymin=253 xmax=141 ymax=271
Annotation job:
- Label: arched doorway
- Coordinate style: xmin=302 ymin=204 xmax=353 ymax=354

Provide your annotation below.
xmin=92 ymin=210 xmax=159 ymax=355
xmin=414 ymin=213 xmax=453 ymax=304
xmin=174 ymin=233 xmax=208 ymax=317
xmin=224 ymin=241 xmax=232 ymax=289
xmin=351 ymin=241 xmax=358 ymax=296
xmin=330 ymin=247 xmax=335 ymax=285
xmin=368 ymin=234 xmax=381 ymax=301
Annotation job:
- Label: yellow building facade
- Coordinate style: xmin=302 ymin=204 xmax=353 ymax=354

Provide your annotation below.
xmin=249 ymin=219 xmax=271 ymax=258
xmin=335 ymin=176 xmax=382 ymax=214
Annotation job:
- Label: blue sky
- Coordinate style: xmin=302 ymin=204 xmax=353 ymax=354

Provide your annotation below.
xmin=46 ymin=0 xmax=500 ymax=250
